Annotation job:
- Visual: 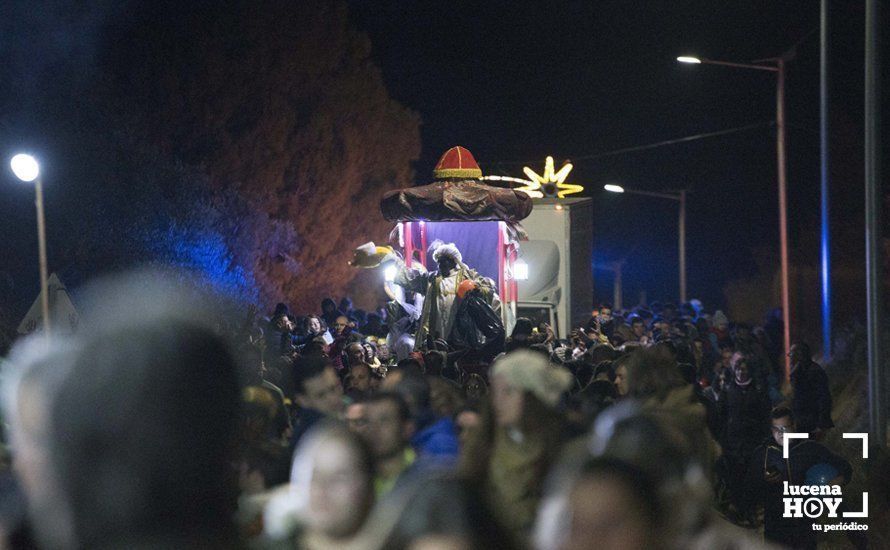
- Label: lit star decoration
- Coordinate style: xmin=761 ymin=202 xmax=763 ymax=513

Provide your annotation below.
xmin=518 ymin=156 xmax=585 ymax=198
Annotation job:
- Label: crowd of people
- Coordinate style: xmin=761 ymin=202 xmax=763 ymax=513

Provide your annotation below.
xmin=0 ymin=271 xmax=876 ymax=550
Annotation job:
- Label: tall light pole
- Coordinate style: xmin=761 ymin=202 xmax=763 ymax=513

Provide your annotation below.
xmin=678 ymin=53 xmax=793 ymax=383
xmin=10 ymin=153 xmax=50 ymax=337
xmin=820 ymin=0 xmax=832 ymax=362
xmin=612 ymin=260 xmax=623 ymax=311
xmin=593 ymin=260 xmax=626 ymax=310
xmin=864 ymin=0 xmax=884 ymax=447
xmin=604 ymin=184 xmax=687 ymax=303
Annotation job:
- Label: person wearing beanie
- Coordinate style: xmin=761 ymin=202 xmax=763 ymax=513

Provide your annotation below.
xmin=708 ymin=310 xmax=732 ymax=350
xmin=712 ymin=310 xmax=729 ymax=329
xmin=460 ymin=350 xmax=572 ymax=543
xmin=489 ymin=350 xmax=573 ymax=409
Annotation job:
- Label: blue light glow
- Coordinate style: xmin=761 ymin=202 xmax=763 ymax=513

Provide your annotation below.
xmin=147 ymin=223 xmax=259 ymax=303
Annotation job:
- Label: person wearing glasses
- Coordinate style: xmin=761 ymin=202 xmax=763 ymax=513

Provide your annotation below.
xmin=742 ymin=406 xmax=852 ymax=549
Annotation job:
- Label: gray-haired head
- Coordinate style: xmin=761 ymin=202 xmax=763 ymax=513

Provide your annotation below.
xmin=3 ymin=336 xmax=81 ymax=548
xmin=4 ymin=269 xmax=244 ymax=548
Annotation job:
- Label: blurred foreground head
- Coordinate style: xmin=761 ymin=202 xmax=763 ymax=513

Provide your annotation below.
xmin=535 ymin=401 xmax=713 ymax=550
xmin=4 ymin=270 xmax=243 ymax=549
xmin=288 ymin=423 xmax=375 ymax=542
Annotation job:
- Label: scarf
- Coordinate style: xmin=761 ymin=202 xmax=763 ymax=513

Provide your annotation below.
xmin=733 ymin=364 xmax=752 ymax=387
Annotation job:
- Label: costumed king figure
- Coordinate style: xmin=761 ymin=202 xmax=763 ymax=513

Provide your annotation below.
xmin=351 ymin=239 xmax=502 ymax=354
xmin=393 ymin=240 xmax=501 ymax=353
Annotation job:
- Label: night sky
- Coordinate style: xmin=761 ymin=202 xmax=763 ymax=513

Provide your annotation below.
xmin=1 ymin=1 xmax=886 ymax=331
xmin=347 ymin=0 xmax=883 ymax=319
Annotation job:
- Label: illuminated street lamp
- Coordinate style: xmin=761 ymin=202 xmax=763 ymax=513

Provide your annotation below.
xmin=677 ymin=55 xmax=780 ymax=73
xmin=10 ymin=154 xmax=50 ymax=337
xmin=604 ymin=184 xmax=687 ymax=303
xmin=678 ymin=52 xmax=793 ymax=382
xmin=10 ymin=154 xmax=39 ymax=182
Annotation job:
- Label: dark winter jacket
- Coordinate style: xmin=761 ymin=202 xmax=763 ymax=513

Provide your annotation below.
xmin=743 ymin=437 xmax=852 ymax=549
xmin=791 ymin=360 xmax=834 ymax=434
xmin=717 ymin=381 xmax=770 ymax=458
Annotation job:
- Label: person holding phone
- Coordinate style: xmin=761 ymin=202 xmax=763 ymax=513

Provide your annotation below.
xmin=742 ymin=406 xmax=852 ymax=548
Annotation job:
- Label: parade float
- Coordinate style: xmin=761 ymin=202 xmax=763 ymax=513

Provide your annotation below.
xmin=353 ymin=145 xmax=593 ymax=351
xmin=378 ymin=146 xmax=532 ymax=337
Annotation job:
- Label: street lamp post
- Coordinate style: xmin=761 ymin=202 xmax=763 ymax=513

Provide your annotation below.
xmin=593 ymin=260 xmax=626 ymax=310
xmin=678 ymin=53 xmax=793 ymax=383
xmin=679 ymin=188 xmax=686 ymax=305
xmin=613 ymin=261 xmax=623 ymax=311
xmin=604 ymin=185 xmax=687 ymax=303
xmin=10 ymin=154 xmax=50 ymax=337
xmin=864 ymin=0 xmax=885 ymax=447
